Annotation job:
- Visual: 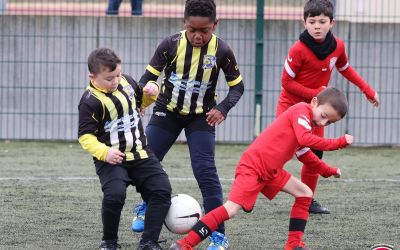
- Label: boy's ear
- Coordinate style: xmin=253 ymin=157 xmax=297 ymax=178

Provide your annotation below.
xmin=330 ymin=19 xmax=336 ymax=28
xmin=88 ymin=73 xmax=95 ymax=80
xmin=311 ymin=97 xmax=318 ymax=107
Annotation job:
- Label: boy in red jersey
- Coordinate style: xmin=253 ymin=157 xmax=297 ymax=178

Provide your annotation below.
xmin=277 ymin=0 xmax=380 ymax=214
xmin=169 ymin=87 xmax=353 ymax=250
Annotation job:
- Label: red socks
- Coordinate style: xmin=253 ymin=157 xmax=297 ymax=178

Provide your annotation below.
xmin=301 ymin=164 xmax=319 ymax=193
xmin=183 ymin=205 xmax=229 ymax=246
xmin=286 ymin=197 xmax=312 ymax=247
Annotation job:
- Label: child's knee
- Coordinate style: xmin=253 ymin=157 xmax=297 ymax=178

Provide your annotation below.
xmin=302 ymin=185 xmax=313 ymax=198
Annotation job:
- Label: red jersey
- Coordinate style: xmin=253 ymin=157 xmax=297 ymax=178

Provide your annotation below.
xmin=279 ymin=37 xmax=375 ymax=107
xmin=239 ymin=102 xmax=347 ymax=180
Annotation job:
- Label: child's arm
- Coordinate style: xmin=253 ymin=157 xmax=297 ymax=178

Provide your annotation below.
xmin=78 ymin=102 xmax=124 ymax=164
xmin=296 ymin=148 xmax=341 ymax=178
xmin=293 ymin=109 xmax=353 ymax=151
xmin=79 ymin=134 xmax=124 ymax=164
xmin=338 ymin=65 xmax=380 ymax=107
xmin=335 ymin=41 xmax=380 ymax=107
xmin=207 ymin=82 xmax=244 ymax=126
xmin=141 ymin=81 xmax=159 ymax=108
xmin=206 ymin=46 xmax=244 ymax=126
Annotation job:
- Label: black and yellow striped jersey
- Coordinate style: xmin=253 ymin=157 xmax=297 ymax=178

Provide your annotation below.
xmin=78 ymin=74 xmax=151 ymax=162
xmin=140 ymin=30 xmax=243 ymax=115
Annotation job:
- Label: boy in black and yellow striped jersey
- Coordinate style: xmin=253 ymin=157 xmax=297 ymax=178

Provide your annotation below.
xmin=78 ymin=48 xmax=171 ymax=250
xmin=131 ymin=1 xmax=244 ymax=249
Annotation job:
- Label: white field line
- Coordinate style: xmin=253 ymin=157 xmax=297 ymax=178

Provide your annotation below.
xmin=0 ymin=176 xmax=399 ymax=183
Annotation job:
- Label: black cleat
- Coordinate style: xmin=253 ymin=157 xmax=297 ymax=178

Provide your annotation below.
xmin=309 ymin=199 xmax=330 ymax=214
xmin=137 ymin=239 xmax=163 ymax=250
xmin=99 ymin=239 xmax=121 ymax=250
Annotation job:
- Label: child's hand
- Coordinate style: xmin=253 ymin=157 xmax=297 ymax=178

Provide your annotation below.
xmin=206 ymin=108 xmax=225 ymax=126
xmin=105 ymin=148 xmax=125 ymax=165
xmin=143 ymin=81 xmax=159 ymax=96
xmin=369 ymin=92 xmax=380 ymax=107
xmin=345 ymin=134 xmax=354 ymax=145
xmin=334 ymin=168 xmax=341 ymax=178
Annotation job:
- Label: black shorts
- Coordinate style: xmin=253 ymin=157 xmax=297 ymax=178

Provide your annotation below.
xmin=95 ymin=153 xmax=171 ymax=201
xmin=148 ymin=109 xmax=215 ymax=134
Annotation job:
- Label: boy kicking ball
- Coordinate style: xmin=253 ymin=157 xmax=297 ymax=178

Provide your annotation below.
xmin=170 ymin=87 xmax=353 ymax=250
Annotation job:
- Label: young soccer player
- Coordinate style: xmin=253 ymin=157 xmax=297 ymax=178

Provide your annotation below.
xmin=169 ymin=87 xmax=353 ymax=250
xmin=277 ymin=0 xmax=379 ymax=214
xmin=131 ymin=1 xmax=244 ymax=249
xmin=78 ymin=48 xmax=171 ymax=250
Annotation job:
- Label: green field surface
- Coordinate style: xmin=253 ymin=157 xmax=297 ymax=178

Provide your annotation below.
xmin=0 ymin=141 xmax=399 ymax=249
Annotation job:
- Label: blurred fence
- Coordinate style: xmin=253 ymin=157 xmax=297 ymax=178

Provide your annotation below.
xmin=0 ymin=0 xmax=399 ymax=145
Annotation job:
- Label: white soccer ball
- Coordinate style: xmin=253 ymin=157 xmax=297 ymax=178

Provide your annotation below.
xmin=164 ymin=194 xmax=203 ymax=234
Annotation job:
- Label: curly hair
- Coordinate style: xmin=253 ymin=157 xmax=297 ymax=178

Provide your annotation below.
xmin=184 ymin=0 xmax=216 ymax=21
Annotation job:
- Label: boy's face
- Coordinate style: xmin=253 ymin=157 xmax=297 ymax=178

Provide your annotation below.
xmin=184 ymin=16 xmax=217 ymax=48
xmin=303 ymin=14 xmax=334 ymax=41
xmin=310 ymin=97 xmax=342 ymax=127
xmin=89 ymin=64 xmax=122 ymax=93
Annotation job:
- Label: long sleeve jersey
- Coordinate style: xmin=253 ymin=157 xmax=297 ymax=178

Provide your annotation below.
xmin=78 ymin=74 xmax=154 ymax=162
xmin=139 ymin=30 xmax=244 ymax=116
xmin=239 ymin=102 xmax=348 ymax=179
xmin=279 ymin=37 xmax=376 ymax=105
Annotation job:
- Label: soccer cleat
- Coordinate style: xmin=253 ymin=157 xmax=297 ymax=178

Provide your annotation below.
xmin=99 ymin=239 xmax=121 ymax=250
xmin=137 ymin=239 xmax=163 ymax=250
xmin=207 ymin=232 xmax=229 ymax=250
xmin=131 ymin=201 xmax=147 ymax=232
xmin=284 ymin=241 xmax=312 ymax=250
xmin=308 ymin=199 xmax=330 ymax=214
xmin=169 ymin=240 xmax=193 ymax=250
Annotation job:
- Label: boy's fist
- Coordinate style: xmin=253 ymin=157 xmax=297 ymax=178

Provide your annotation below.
xmin=143 ymin=81 xmax=159 ymax=96
xmin=368 ymin=92 xmax=380 ymax=107
xmin=345 ymin=134 xmax=354 ymax=145
xmin=334 ymin=168 xmax=341 ymax=178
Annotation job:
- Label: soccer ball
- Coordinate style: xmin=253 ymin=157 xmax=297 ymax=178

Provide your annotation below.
xmin=164 ymin=194 xmax=203 ymax=234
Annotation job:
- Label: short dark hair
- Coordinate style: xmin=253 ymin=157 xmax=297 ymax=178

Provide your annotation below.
xmin=304 ymin=0 xmax=334 ymax=21
xmin=317 ymin=87 xmax=348 ymax=118
xmin=87 ymin=48 xmax=121 ymax=75
xmin=184 ymin=0 xmax=216 ymax=22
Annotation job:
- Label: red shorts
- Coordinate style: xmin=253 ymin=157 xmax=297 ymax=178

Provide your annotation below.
xmin=227 ymin=163 xmax=291 ymax=212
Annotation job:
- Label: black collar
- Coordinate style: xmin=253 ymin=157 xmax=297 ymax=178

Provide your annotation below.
xmin=299 ymin=30 xmax=337 ymax=60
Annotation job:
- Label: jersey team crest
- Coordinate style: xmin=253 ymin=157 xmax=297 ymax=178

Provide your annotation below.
xmin=203 ymin=55 xmax=216 ymax=69
xmin=123 ymin=84 xmax=135 ymax=101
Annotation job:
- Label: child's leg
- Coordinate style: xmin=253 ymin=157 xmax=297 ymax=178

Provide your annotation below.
xmin=180 ymin=201 xmax=241 ymax=247
xmin=129 ymin=156 xmax=172 ymax=243
xmin=186 ymin=130 xmax=226 ymax=233
xmin=281 ymin=176 xmax=313 ymax=248
xmin=95 ymin=162 xmax=130 ymax=241
xmin=300 ymin=127 xmax=324 ymax=194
